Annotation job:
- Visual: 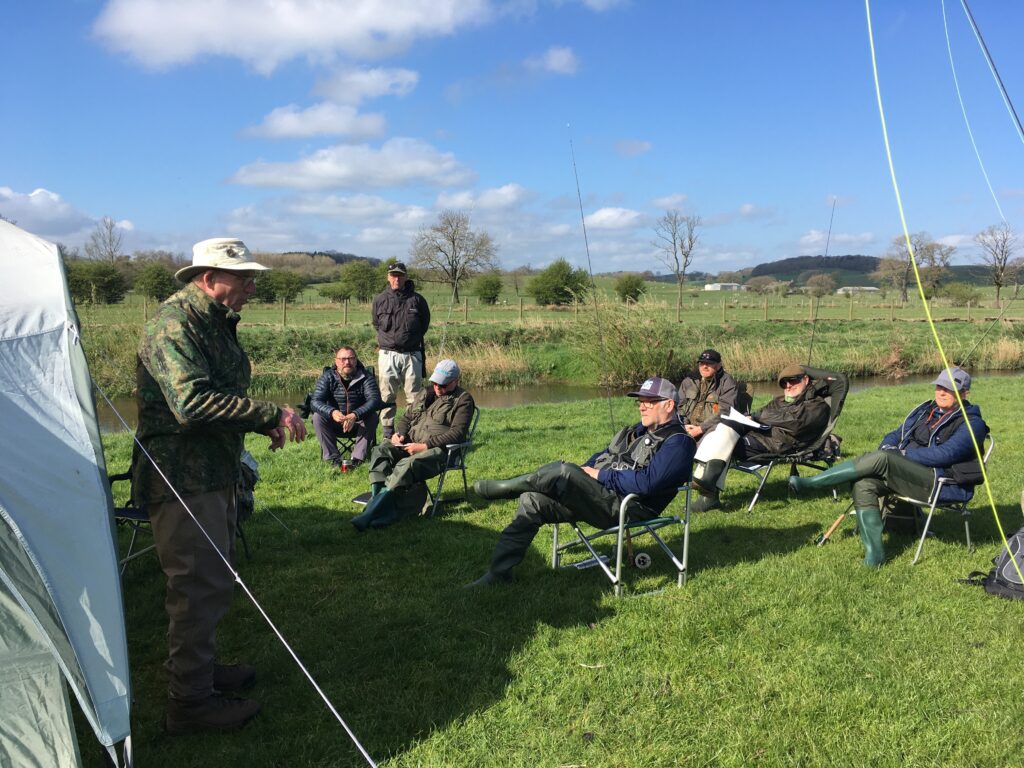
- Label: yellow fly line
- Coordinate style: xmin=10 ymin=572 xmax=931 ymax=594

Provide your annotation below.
xmin=863 ymin=0 xmax=1018 ymax=580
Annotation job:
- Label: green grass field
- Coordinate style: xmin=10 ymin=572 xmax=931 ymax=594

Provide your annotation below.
xmin=89 ymin=378 xmax=1024 ymax=767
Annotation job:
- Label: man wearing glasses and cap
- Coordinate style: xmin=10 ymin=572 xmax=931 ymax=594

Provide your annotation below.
xmin=372 ymin=261 xmax=431 ymax=440
xmin=790 ymin=366 xmax=987 ymax=567
xmin=352 ymin=358 xmax=474 ymax=530
xmin=134 ymin=238 xmax=307 ymax=734
xmin=466 ymin=377 xmax=696 ymax=587
xmin=690 ymin=363 xmax=830 ymax=511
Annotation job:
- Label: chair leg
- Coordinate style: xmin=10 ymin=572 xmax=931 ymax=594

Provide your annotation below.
xmin=912 ymin=501 xmax=939 ymax=565
xmin=430 ymin=471 xmax=447 ymax=517
xmin=964 ymin=512 xmax=973 ymax=552
xmin=237 ymin=520 xmax=252 ymax=561
xmin=680 ymin=486 xmax=691 ymax=587
xmin=747 ymin=462 xmax=775 ymax=513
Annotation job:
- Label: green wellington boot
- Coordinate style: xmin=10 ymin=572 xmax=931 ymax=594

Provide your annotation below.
xmin=369 ymin=481 xmax=385 ymax=497
xmin=473 ymin=475 xmax=534 ymax=500
xmin=855 ymin=508 xmax=886 ymax=567
xmin=351 ymin=488 xmax=393 ymax=531
xmin=789 ymin=460 xmax=858 ymax=494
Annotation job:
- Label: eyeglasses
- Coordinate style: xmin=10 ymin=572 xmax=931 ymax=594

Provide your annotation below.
xmin=779 ymin=376 xmax=803 ymax=388
xmin=336 ymin=356 xmax=357 ymax=363
xmin=637 ymin=400 xmax=663 ymax=409
xmin=217 ymin=271 xmax=257 ymax=289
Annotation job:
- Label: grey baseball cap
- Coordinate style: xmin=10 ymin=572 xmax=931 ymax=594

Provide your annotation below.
xmin=626 ymin=377 xmax=679 ymax=402
xmin=932 ymin=366 xmax=971 ymax=392
xmin=429 ymin=359 xmax=461 ymax=385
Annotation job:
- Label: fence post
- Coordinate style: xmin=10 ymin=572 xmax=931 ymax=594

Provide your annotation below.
xmin=890 ymin=301 xmax=895 ymax=322
xmin=967 ymin=300 xmax=971 ymax=322
xmin=721 ymin=298 xmax=727 ymax=323
xmin=519 ymin=297 xmax=524 ymax=322
xmin=763 ymin=295 xmax=768 ymax=321
xmin=281 ymin=298 xmax=287 ymax=327
xmin=464 ymin=297 xmax=469 ymax=321
xmin=809 ymin=297 xmax=815 ymax=322
xmin=344 ymin=299 xmax=349 ymax=325
xmin=848 ymin=297 xmax=853 ymax=321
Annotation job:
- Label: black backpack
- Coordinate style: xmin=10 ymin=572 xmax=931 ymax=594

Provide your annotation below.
xmin=962 ymin=526 xmax=1024 ymax=601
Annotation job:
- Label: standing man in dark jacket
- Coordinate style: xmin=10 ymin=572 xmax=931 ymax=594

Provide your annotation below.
xmin=791 ymin=366 xmax=988 ymax=566
xmin=352 ymin=359 xmax=474 ymax=530
xmin=690 ymin=363 xmax=830 ymax=511
xmin=372 ymin=261 xmax=430 ymax=440
xmin=466 ymin=377 xmax=695 ymax=586
xmin=133 ymin=238 xmax=306 ymax=734
xmin=678 ymin=348 xmax=741 ymax=441
xmin=311 ymin=346 xmax=383 ymax=467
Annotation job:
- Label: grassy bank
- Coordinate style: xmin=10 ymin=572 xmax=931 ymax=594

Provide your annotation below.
xmin=83 ymin=298 xmax=1024 ymax=397
xmin=91 ymin=378 xmax=1024 ymax=767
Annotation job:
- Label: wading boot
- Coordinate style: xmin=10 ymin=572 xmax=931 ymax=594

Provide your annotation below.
xmin=692 ymin=459 xmax=726 ymax=498
xmin=856 ymin=507 xmax=886 ymax=567
xmin=463 ymin=571 xmax=514 ymax=588
xmin=165 ymin=694 xmax=261 ymax=735
xmin=690 ymin=490 xmax=721 ymax=513
xmin=789 ymin=460 xmax=858 ymax=494
xmin=370 ymin=481 xmax=385 ymax=497
xmin=351 ymin=488 xmax=393 ymax=531
xmin=213 ymin=663 xmax=256 ymax=694
xmin=473 ymin=474 xmax=533 ymax=500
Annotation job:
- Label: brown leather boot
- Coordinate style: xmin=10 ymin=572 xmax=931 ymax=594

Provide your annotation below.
xmin=213 ymin=663 xmax=256 ymax=693
xmin=165 ymin=694 xmax=261 ymax=735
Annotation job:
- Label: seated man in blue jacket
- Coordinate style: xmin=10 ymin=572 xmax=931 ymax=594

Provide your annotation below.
xmin=790 ymin=366 xmax=988 ymax=567
xmin=311 ymin=346 xmax=383 ymax=467
xmin=466 ymin=377 xmax=696 ymax=587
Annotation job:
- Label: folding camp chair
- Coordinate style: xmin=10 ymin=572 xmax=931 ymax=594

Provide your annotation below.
xmin=732 ymin=367 xmax=850 ymax=513
xmin=816 ymin=435 xmax=993 ymax=564
xmin=551 ymin=485 xmax=693 ymax=597
xmin=298 ymin=365 xmax=389 ymax=464
xmin=108 ymin=462 xmax=255 ymax=573
xmin=425 ymin=406 xmax=481 ymax=517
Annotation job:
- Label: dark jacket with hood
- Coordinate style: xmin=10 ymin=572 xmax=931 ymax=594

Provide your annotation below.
xmin=678 ymin=367 xmax=740 ymax=432
xmin=746 ymin=383 xmax=830 ymax=457
xmin=311 ymin=361 xmax=383 ymax=421
xmin=879 ymin=399 xmax=989 ymax=502
xmin=372 ymin=279 xmax=430 ymax=353
xmin=397 ymin=386 xmax=475 ymax=449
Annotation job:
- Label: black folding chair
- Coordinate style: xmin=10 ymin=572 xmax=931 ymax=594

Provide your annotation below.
xmin=732 ymin=367 xmax=850 ymax=512
xmin=426 ymin=406 xmax=481 ymax=517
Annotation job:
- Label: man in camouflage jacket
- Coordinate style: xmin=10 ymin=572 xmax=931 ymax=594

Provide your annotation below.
xmin=352 ymin=359 xmax=474 ymax=530
xmin=132 ymin=238 xmax=306 ymax=734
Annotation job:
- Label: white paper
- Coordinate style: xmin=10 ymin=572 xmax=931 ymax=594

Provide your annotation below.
xmin=721 ymin=407 xmax=763 ymax=429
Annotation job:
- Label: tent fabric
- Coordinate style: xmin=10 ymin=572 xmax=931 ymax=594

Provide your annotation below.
xmin=0 ymin=220 xmax=132 ymax=760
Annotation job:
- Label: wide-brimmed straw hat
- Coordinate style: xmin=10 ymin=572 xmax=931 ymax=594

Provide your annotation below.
xmin=175 ymin=238 xmax=270 ymax=282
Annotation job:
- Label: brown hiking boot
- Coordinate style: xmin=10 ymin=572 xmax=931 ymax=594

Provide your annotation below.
xmin=213 ymin=663 xmax=256 ymax=693
xmin=165 ymin=694 xmax=261 ymax=735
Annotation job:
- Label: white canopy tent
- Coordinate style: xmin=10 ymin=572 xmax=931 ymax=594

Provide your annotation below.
xmin=0 ymin=220 xmax=132 ymax=766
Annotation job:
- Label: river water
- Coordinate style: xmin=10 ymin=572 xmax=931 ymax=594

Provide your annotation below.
xmin=94 ymin=371 xmax=1020 ymax=434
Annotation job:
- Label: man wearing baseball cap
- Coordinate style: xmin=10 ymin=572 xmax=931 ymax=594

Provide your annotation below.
xmin=371 ymin=261 xmax=431 ymax=440
xmin=790 ymin=365 xmax=988 ymax=567
xmin=134 ymin=237 xmax=307 ymax=733
xmin=466 ymin=377 xmax=696 ymax=586
xmin=678 ymin=348 xmax=742 ymax=441
xmin=352 ymin=358 xmax=474 ymax=530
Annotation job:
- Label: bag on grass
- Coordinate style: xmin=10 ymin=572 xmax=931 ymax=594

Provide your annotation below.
xmin=961 ymin=524 xmax=1024 ymax=601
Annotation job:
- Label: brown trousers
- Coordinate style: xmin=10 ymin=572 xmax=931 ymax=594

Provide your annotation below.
xmin=148 ymin=487 xmax=236 ymax=702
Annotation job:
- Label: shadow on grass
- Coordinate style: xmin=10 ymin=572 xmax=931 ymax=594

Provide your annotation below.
xmin=100 ymin=508 xmax=613 ymax=768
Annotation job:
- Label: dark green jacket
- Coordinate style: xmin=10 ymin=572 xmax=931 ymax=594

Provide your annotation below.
xmin=132 ymin=283 xmax=280 ymax=505
xmin=399 ymin=386 xmax=475 ymax=448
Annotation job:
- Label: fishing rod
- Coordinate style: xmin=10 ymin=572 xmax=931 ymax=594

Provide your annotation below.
xmin=805 ymin=197 xmax=836 ymax=366
xmin=568 ymin=124 xmax=617 ymax=434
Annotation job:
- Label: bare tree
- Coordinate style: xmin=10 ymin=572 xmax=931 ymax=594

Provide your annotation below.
xmin=84 ymin=216 xmax=125 ymax=262
xmin=975 ymin=223 xmax=1019 ymax=307
xmin=410 ymin=210 xmax=497 ymax=302
xmin=804 ymin=273 xmax=836 ymax=297
xmin=652 ymin=209 xmax=701 ymax=321
xmin=873 ymin=232 xmax=952 ymax=303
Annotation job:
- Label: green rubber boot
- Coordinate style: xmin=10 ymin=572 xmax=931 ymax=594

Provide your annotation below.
xmin=856 ymin=507 xmax=886 ymax=567
xmin=351 ymin=488 xmax=392 ymax=532
xmin=370 ymin=481 xmax=385 ymax=498
xmin=789 ymin=460 xmax=858 ymax=494
xmin=473 ymin=475 xmax=534 ymax=500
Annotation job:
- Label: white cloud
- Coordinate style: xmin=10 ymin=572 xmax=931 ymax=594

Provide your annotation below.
xmin=436 ymin=183 xmax=531 ymax=210
xmin=315 ymin=67 xmax=419 ymax=105
xmin=93 ymin=0 xmax=492 ymax=73
xmin=231 ymin=138 xmax=475 ymax=189
xmin=938 ymin=233 xmax=970 ymax=249
xmin=584 ymin=207 xmax=643 ymax=229
xmin=579 ymin=0 xmax=627 ymax=10
xmin=0 ymin=187 xmax=94 ymax=239
xmin=651 ymin=193 xmax=687 ymax=209
xmin=525 ymin=46 xmax=579 ymax=75
xmin=799 ymin=229 xmax=875 ymax=250
xmin=738 ymin=203 xmax=774 ymax=220
xmin=288 ymin=193 xmax=402 ymax=221
xmin=614 ymin=139 xmax=651 ymax=157
xmin=248 ymin=103 xmax=386 ymax=139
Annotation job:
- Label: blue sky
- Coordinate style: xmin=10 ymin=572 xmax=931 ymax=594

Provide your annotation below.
xmin=2 ymin=1 xmax=1023 ymax=274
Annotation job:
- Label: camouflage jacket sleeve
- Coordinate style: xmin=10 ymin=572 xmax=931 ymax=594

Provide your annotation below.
xmin=143 ymin=308 xmax=280 ymax=432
